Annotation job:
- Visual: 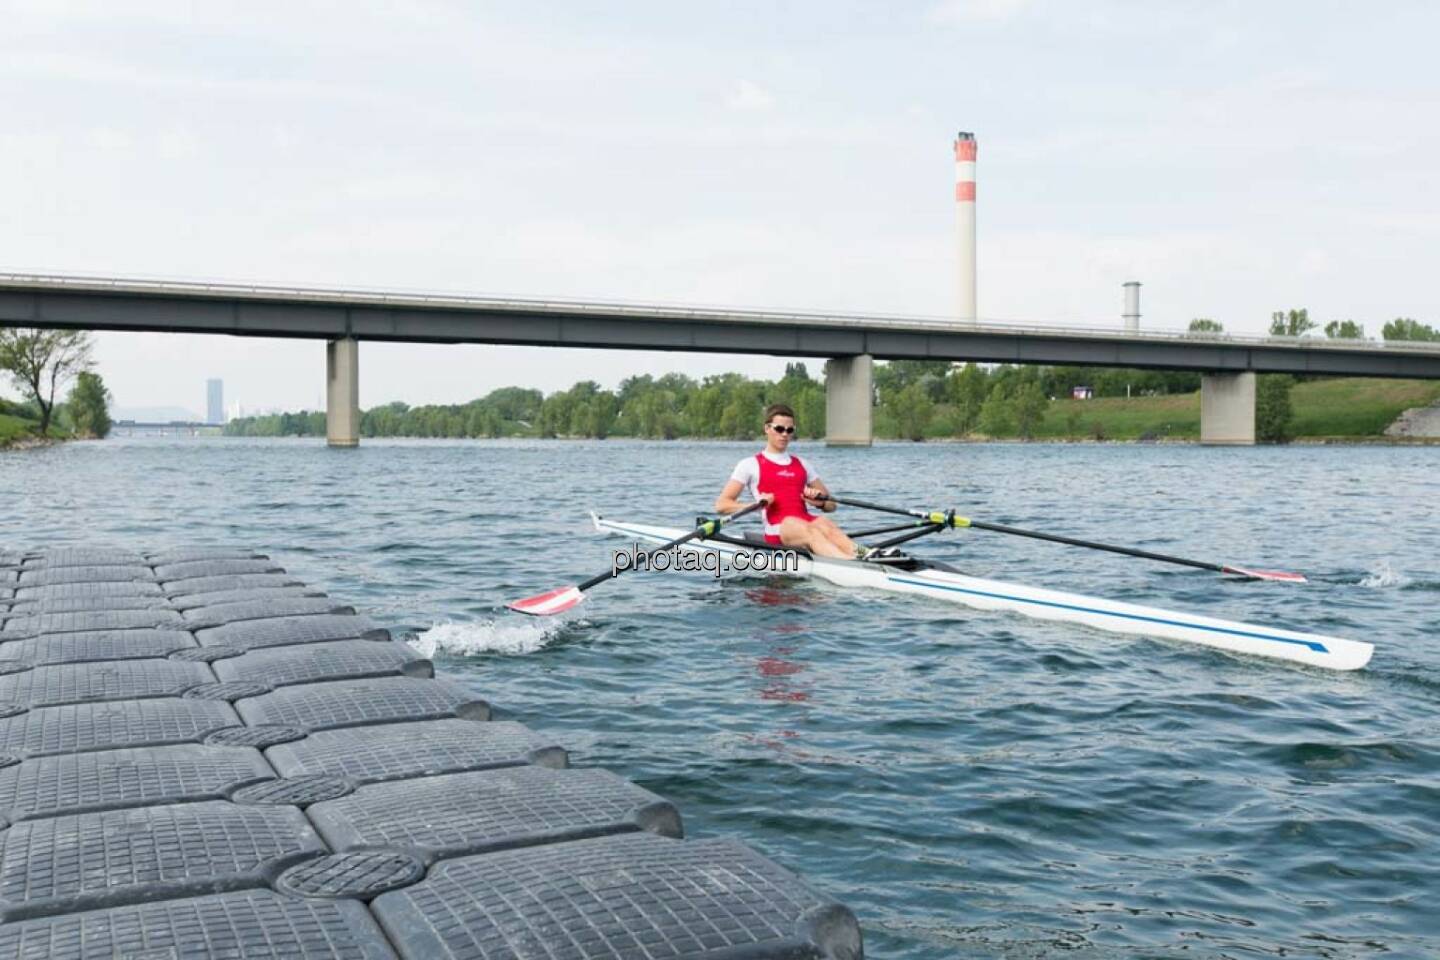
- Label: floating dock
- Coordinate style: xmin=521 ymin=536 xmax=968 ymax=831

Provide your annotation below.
xmin=0 ymin=547 xmax=862 ymax=959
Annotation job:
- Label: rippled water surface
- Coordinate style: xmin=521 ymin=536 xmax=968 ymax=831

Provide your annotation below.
xmin=6 ymin=438 xmax=1439 ymax=958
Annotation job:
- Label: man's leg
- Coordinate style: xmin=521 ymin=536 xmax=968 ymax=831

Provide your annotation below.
xmin=778 ymin=517 xmax=852 ymax=559
xmin=810 ymin=516 xmax=860 ymax=555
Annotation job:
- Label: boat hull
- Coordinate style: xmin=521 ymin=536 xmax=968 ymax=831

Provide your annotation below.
xmin=593 ymin=515 xmax=1373 ymax=672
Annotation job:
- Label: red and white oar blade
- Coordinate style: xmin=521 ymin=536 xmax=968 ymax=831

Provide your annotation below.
xmin=1224 ymin=566 xmax=1308 ymax=583
xmin=507 ymin=585 xmax=585 ymax=616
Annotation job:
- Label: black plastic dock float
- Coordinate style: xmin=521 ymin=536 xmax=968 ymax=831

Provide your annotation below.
xmin=0 ymin=547 xmax=862 ymax=959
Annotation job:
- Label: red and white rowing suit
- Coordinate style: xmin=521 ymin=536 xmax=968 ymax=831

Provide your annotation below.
xmin=730 ymin=452 xmax=818 ymax=545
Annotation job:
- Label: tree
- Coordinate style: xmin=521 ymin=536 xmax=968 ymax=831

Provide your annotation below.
xmin=1382 ymin=318 xmax=1440 ymax=342
xmin=1012 ymin=381 xmax=1049 ymax=439
xmin=1269 ymin=309 xmax=1315 ymax=338
xmin=948 ymin=363 xmax=990 ymax=435
xmin=1323 ymin=319 xmax=1366 ymax=340
xmin=66 ymin=371 xmax=112 ymax=438
xmin=0 ymin=328 xmax=95 ymax=435
xmin=978 ymin=383 xmax=1016 ymax=437
xmin=887 ymin=382 xmax=934 ymax=441
xmin=1255 ymin=375 xmax=1295 ymax=443
xmin=1188 ymin=318 xmax=1224 ymax=334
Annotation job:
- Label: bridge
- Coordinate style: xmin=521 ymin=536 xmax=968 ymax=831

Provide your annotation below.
xmin=5 ymin=272 xmax=1439 ymax=446
xmin=112 ymin=420 xmax=215 ymax=437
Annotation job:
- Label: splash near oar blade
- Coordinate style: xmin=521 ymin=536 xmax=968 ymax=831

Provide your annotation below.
xmin=1223 ymin=566 xmax=1308 ymax=583
xmin=507 ymin=585 xmax=584 ymax=617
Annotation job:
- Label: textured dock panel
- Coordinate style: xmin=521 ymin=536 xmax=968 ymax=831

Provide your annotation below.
xmin=214 ymin=639 xmax=431 ymax=687
xmin=0 ymin=630 xmax=197 ymax=667
xmin=264 ymin=716 xmax=561 ymax=782
xmin=154 ymin=558 xmax=284 ymax=581
xmin=164 ymin=572 xmax=306 ymax=596
xmin=183 ymin=597 xmax=354 ymax=628
xmin=2 ymin=595 xmax=172 ymax=617
xmin=0 ymin=698 xmax=238 ymax=758
xmin=16 ymin=566 xmax=154 ymax=587
xmin=236 ymin=677 xmax=488 ymax=731
xmin=0 ymin=660 xmax=214 ymax=708
xmin=1 ymin=609 xmax=186 ymax=638
xmin=0 ymin=889 xmax=399 ymax=960
xmin=266 ymin=719 xmax=565 ymax=784
xmin=197 ymin=614 xmax=389 ymax=650
xmin=22 ymin=549 xmax=145 ymax=568
xmin=170 ymin=586 xmax=326 ymax=611
xmin=308 ymin=766 xmax=682 ymax=863
xmin=0 ymin=801 xmax=326 ymax=920
xmin=371 ymin=833 xmax=863 ymax=960
xmin=12 ymin=580 xmax=164 ymax=602
xmin=0 ymin=745 xmax=274 ymax=822
xmin=146 ymin=548 xmax=267 ymax=564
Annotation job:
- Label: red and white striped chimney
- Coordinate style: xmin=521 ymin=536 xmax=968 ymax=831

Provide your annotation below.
xmin=954 ymin=132 xmax=977 ymax=321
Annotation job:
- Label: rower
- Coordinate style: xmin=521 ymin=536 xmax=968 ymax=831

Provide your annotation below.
xmin=713 ymin=403 xmax=865 ymax=560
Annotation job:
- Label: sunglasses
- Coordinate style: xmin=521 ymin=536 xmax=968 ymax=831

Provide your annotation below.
xmin=768 ymin=424 xmax=796 ymax=435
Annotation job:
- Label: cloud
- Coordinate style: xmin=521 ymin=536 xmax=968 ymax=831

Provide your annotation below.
xmin=725 ymin=80 xmax=776 ymax=112
xmin=926 ymin=0 xmax=1031 ymax=24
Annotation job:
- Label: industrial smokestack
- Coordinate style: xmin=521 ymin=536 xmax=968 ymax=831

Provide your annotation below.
xmin=1123 ymin=281 xmax=1141 ymax=332
xmin=954 ymin=132 xmax=977 ymax=321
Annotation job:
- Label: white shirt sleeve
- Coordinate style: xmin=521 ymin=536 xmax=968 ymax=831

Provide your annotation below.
xmin=729 ymin=457 xmax=760 ymax=501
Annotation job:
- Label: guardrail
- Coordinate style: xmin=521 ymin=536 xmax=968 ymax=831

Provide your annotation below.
xmin=4 ymin=270 xmax=1438 ymax=355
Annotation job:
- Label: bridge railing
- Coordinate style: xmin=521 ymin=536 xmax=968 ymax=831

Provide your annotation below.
xmin=4 ymin=271 xmax=1438 ymax=355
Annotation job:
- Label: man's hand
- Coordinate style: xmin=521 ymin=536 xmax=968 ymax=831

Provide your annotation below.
xmin=757 ymin=492 xmax=775 ymax=505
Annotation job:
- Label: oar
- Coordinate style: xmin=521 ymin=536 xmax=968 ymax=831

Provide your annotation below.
xmin=507 ymin=500 xmax=768 ymax=616
xmin=816 ymin=494 xmax=1307 ymax=583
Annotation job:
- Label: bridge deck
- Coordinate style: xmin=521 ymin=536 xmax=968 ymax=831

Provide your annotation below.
xmin=3 ymin=271 xmax=1439 ymax=378
xmin=0 ymin=547 xmax=861 ymax=959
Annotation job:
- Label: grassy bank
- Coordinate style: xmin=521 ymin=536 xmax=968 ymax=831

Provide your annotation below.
xmin=1022 ymin=377 xmax=1440 ymax=442
xmin=0 ymin=413 xmax=36 ymax=446
xmin=0 ymin=412 xmax=77 ymax=448
xmin=1289 ymin=377 xmax=1440 ymax=437
xmin=879 ymin=377 xmax=1440 ymax=442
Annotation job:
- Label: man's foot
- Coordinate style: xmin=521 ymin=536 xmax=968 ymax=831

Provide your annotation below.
xmin=858 ymin=546 xmax=905 ymax=563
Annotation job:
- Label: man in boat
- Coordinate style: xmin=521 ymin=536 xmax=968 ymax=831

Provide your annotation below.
xmin=713 ymin=403 xmax=865 ymax=560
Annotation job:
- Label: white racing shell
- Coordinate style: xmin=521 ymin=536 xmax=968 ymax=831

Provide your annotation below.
xmin=592 ymin=514 xmax=1374 ymax=673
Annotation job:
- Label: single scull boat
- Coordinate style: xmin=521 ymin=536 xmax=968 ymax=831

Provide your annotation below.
xmin=590 ymin=513 xmax=1373 ymax=672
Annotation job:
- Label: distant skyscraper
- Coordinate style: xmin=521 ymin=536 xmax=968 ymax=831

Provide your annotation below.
xmin=206 ymin=379 xmax=224 ymax=424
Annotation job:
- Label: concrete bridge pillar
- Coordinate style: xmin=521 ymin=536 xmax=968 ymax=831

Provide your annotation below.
xmin=326 ymin=337 xmax=360 ymax=448
xmin=825 ymin=355 xmax=873 ymax=447
xmin=1201 ymin=372 xmax=1256 ymax=445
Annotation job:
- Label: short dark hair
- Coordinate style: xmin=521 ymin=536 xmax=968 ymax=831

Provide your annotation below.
xmin=764 ymin=403 xmax=795 ymax=423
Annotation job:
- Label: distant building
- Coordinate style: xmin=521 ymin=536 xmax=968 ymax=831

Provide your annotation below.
xmin=206 ymin=379 xmax=224 ymax=424
xmin=1072 ymin=386 xmax=1094 ymax=400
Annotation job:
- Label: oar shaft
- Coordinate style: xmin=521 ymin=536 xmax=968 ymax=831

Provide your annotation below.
xmin=963 ymin=520 xmax=1224 ymax=573
xmin=576 ymin=500 xmax=765 ymax=591
xmin=821 ymin=493 xmax=1277 ymax=579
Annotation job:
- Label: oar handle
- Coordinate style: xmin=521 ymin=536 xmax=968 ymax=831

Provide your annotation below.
xmin=577 ymin=499 xmax=766 ymax=591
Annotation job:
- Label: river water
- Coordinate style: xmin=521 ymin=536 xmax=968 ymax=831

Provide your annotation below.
xmin=5 ymin=437 xmax=1438 ymax=958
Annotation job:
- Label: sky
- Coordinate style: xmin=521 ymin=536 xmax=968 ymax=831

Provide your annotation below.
xmin=3 ymin=1 xmax=1438 ymax=417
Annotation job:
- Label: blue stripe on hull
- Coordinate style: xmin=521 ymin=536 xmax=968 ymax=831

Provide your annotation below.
xmin=885 ymin=576 xmax=1329 ymax=654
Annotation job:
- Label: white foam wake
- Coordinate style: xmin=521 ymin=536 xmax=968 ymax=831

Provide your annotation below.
xmin=1359 ymin=560 xmax=1409 ymax=589
xmin=408 ymin=618 xmax=567 ymax=657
